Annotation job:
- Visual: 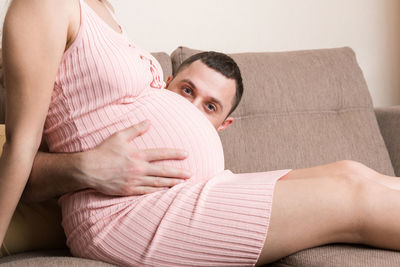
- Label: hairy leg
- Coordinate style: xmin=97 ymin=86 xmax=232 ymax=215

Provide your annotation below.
xmin=256 ymin=164 xmax=400 ymax=265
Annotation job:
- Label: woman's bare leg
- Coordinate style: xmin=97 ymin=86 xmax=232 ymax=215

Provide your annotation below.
xmin=340 ymin=161 xmax=400 ymax=190
xmin=288 ymin=160 xmax=400 ymax=190
xmin=256 ymin=163 xmax=400 ymax=265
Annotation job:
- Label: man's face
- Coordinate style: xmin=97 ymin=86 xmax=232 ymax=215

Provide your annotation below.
xmin=166 ymin=60 xmax=236 ymax=131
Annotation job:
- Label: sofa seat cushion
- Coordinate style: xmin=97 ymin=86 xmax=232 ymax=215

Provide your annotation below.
xmin=171 ymin=46 xmax=395 ymax=176
xmin=269 ymin=244 xmax=400 ymax=267
xmin=0 ymin=250 xmax=115 ymax=266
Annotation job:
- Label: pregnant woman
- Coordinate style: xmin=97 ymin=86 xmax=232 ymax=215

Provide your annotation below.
xmin=1 ymin=0 xmax=400 ymax=266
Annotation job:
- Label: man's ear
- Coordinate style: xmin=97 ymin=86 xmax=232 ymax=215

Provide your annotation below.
xmin=217 ymin=117 xmax=234 ymax=132
xmin=166 ymin=75 xmax=174 ymax=88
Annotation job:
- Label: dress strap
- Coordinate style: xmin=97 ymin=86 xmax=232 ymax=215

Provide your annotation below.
xmin=83 ymin=0 xmax=124 ymax=36
xmin=101 ymin=0 xmax=121 ymax=24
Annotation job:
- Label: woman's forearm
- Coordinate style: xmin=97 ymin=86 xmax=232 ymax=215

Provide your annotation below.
xmin=0 ymin=144 xmax=37 ymax=244
xmin=23 ymin=151 xmax=88 ymax=203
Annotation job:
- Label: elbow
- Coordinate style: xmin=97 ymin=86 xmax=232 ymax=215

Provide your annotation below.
xmin=3 ymin=131 xmax=43 ymax=158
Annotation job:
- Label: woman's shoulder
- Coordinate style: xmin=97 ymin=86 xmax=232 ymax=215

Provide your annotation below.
xmin=7 ymin=0 xmax=75 ymax=13
xmin=5 ymin=0 xmax=80 ymax=46
xmin=5 ymin=0 xmax=77 ymax=25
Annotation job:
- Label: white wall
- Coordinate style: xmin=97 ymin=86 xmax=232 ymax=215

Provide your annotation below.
xmin=112 ymin=0 xmax=400 ymax=107
xmin=1 ymin=0 xmax=399 ymax=107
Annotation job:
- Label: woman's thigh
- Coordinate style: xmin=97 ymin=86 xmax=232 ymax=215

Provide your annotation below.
xmin=256 ymin=167 xmax=364 ymax=265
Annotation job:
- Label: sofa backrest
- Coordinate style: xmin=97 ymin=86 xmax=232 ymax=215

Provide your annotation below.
xmin=171 ymin=47 xmax=395 ymax=175
xmin=152 ymin=52 xmax=173 ymax=83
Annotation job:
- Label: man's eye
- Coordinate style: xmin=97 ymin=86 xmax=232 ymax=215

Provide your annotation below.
xmin=206 ymin=103 xmax=216 ymax=112
xmin=182 ymin=87 xmax=193 ymax=95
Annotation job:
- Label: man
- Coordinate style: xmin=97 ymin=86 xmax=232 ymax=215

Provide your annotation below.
xmin=1 ymin=51 xmax=243 ymax=255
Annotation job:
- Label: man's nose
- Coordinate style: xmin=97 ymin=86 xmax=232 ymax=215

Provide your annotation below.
xmin=192 ymin=98 xmax=203 ymax=111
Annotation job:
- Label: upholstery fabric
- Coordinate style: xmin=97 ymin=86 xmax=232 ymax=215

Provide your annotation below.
xmin=375 ymin=106 xmax=400 ymax=176
xmin=270 ymin=244 xmax=400 ymax=267
xmin=152 ymin=52 xmax=173 ymax=84
xmin=0 ymin=250 xmax=114 ymax=266
xmin=171 ymin=46 xmax=395 ymax=176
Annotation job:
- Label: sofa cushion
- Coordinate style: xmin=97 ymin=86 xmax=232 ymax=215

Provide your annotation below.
xmin=171 ymin=47 xmax=395 ymax=176
xmin=0 ymin=249 xmax=116 ymax=266
xmin=375 ymin=106 xmax=400 ymax=176
xmin=152 ymin=52 xmax=173 ymax=82
xmin=269 ymin=244 xmax=400 ymax=267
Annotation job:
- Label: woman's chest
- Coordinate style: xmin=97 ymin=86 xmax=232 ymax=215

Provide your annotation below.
xmin=56 ymin=38 xmax=164 ymax=102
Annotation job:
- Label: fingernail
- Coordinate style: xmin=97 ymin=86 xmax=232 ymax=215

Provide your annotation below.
xmin=183 ymin=171 xmax=191 ymax=178
xmin=140 ymin=120 xmax=149 ymax=127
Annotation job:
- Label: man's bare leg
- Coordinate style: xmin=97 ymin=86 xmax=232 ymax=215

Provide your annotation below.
xmin=256 ymin=164 xmax=400 ymax=265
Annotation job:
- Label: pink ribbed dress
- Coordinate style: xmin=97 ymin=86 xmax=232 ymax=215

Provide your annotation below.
xmin=46 ymin=1 xmax=291 ymax=266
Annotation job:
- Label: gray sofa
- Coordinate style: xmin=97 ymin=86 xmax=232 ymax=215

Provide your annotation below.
xmin=0 ymin=46 xmax=399 ymax=266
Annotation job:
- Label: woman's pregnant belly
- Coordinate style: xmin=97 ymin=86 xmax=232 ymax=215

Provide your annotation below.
xmin=121 ymin=89 xmax=225 ymax=181
xmin=47 ymin=88 xmax=225 ymax=181
xmin=57 ymin=89 xmax=226 ymax=256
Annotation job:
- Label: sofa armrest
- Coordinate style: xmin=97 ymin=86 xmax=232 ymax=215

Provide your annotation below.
xmin=375 ymin=105 xmax=400 ymax=176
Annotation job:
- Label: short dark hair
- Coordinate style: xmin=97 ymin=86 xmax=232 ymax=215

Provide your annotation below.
xmin=175 ymin=51 xmax=244 ymax=116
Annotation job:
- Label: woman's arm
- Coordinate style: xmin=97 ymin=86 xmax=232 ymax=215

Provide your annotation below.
xmin=0 ymin=0 xmax=73 ymax=243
